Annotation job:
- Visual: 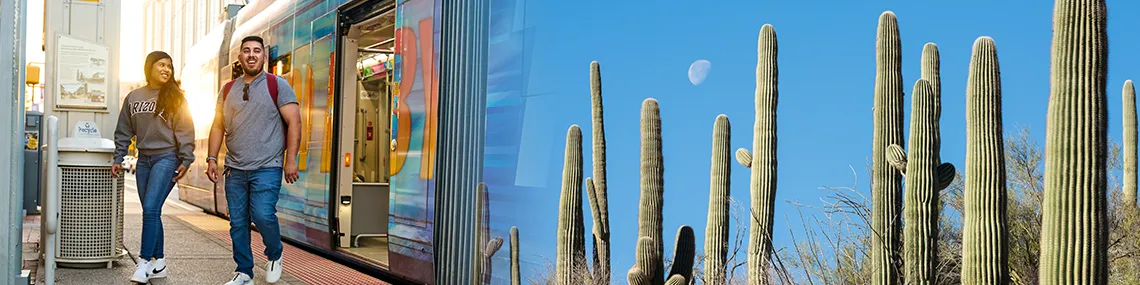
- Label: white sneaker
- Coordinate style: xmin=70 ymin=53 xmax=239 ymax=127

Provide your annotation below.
xmin=266 ymin=258 xmax=282 ymax=283
xmin=130 ymin=258 xmax=150 ymax=283
xmin=224 ymin=272 xmax=252 ymax=285
xmin=148 ymin=258 xmax=168 ymax=279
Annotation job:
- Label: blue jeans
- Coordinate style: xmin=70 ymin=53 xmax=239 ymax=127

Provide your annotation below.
xmin=224 ymin=167 xmax=284 ymax=278
xmin=134 ymin=151 xmax=179 ymax=260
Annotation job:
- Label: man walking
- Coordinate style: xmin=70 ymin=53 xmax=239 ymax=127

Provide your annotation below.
xmin=206 ymin=35 xmax=301 ymax=285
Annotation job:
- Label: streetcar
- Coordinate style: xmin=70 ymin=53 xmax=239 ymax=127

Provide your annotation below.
xmin=176 ymin=0 xmax=536 ymax=283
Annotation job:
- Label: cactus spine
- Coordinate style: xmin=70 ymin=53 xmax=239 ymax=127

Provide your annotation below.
xmin=1039 ymin=0 xmax=1109 ymax=283
xmin=555 ymin=125 xmax=587 ymax=285
xmin=746 ymin=23 xmax=779 ymax=285
xmin=511 ymin=226 xmax=521 ymax=285
xmin=1125 ymin=79 xmax=1137 ymax=210
xmin=871 ymin=10 xmax=905 ymax=285
xmin=587 ymin=61 xmax=612 ymax=285
xmin=961 ymin=36 xmax=1009 ymax=284
xmin=902 ymin=79 xmax=941 ymax=284
xmin=705 ymin=115 xmax=731 ymax=285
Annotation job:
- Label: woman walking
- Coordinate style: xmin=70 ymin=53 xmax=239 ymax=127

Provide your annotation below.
xmin=111 ymin=51 xmax=196 ymax=284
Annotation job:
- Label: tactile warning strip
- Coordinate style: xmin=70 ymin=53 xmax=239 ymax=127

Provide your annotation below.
xmin=173 ymin=214 xmax=388 ymax=285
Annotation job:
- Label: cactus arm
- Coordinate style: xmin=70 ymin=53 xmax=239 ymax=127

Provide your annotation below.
xmin=555 ymin=125 xmax=587 ymax=285
xmin=922 ymin=42 xmax=941 ymax=118
xmin=735 ymin=148 xmax=752 ymax=168
xmin=585 ymin=177 xmax=606 ymax=284
xmin=748 ymin=23 xmax=780 ymax=285
xmin=886 ymin=144 xmax=907 ymax=174
xmin=484 ymin=237 xmax=504 ymax=284
xmin=936 ymin=163 xmax=956 ymax=191
xmin=961 ymin=36 xmax=1010 ymax=284
xmin=589 ymin=61 xmax=612 ymax=284
xmin=511 ymin=227 xmax=521 ymax=285
xmin=628 ymin=236 xmax=658 ymax=285
xmin=668 ymin=225 xmax=696 ymax=282
xmin=640 ymin=98 xmax=666 ymax=284
xmin=902 ymin=79 xmax=940 ymax=284
xmin=706 ymin=115 xmax=731 ymax=285
xmin=871 ymin=11 xmax=906 ymax=285
xmin=1125 ymin=79 xmax=1137 ymax=209
xmin=664 ymin=275 xmax=687 ymax=285
xmin=1039 ymin=0 xmax=1109 ymax=283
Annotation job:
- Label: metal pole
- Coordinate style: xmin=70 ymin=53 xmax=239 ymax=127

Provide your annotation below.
xmin=42 ymin=116 xmax=57 ymax=285
xmin=0 ymin=0 xmax=28 ymax=283
xmin=432 ymin=0 xmax=489 ymax=283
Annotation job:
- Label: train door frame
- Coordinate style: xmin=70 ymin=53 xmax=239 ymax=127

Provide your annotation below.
xmin=331 ymin=0 xmax=398 ymax=268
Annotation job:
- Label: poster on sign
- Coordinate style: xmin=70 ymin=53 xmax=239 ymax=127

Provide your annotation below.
xmin=55 ymin=34 xmax=110 ymax=110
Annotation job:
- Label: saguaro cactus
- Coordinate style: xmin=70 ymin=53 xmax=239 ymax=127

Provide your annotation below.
xmin=961 ymin=36 xmax=1010 ymax=285
xmin=1125 ymin=79 xmax=1137 ymax=210
xmin=871 ymin=10 xmax=906 ymax=285
xmin=902 ymin=79 xmax=942 ymax=285
xmin=474 ymin=182 xmax=503 ymax=284
xmin=625 ymin=99 xmax=695 ymax=285
xmin=511 ymin=226 xmax=521 ymax=285
xmin=586 ymin=61 xmax=612 ymax=285
xmin=705 ymin=115 xmax=731 ymax=285
xmin=747 ymin=23 xmax=779 ymax=285
xmin=555 ymin=125 xmax=587 ymax=285
xmin=1039 ymin=0 xmax=1109 ymax=284
xmin=637 ymin=98 xmax=666 ymax=285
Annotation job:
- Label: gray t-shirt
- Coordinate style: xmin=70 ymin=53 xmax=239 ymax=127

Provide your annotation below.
xmin=214 ymin=71 xmax=298 ymax=171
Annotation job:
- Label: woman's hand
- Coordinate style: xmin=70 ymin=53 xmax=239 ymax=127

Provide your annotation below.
xmin=111 ymin=164 xmax=122 ymax=178
xmin=172 ymin=165 xmax=188 ymax=182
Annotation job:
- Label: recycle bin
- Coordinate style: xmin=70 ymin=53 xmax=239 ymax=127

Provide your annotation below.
xmin=53 ymin=136 xmax=126 ymax=268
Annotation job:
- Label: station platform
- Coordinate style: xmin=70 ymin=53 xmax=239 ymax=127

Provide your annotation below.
xmin=24 ymin=173 xmax=390 ymax=285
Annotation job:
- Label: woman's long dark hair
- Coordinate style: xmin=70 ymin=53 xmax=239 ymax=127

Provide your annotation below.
xmin=144 ymin=51 xmax=185 ymax=125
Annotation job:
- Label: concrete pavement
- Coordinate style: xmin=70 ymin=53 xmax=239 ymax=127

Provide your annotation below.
xmin=32 ymin=173 xmax=305 ymax=285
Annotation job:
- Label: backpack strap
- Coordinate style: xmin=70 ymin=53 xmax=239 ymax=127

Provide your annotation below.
xmin=222 ymin=80 xmax=235 ymax=100
xmin=266 ymin=73 xmax=288 ymax=137
xmin=267 ymin=73 xmax=279 ymax=107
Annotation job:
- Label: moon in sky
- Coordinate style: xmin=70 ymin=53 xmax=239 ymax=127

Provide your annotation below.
xmin=688 ymin=59 xmax=711 ymax=86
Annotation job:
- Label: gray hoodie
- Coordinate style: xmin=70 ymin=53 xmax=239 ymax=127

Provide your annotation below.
xmin=113 ymin=86 xmax=195 ymax=167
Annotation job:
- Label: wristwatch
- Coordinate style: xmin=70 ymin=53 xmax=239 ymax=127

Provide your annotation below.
xmin=207 ymin=156 xmax=218 ymax=163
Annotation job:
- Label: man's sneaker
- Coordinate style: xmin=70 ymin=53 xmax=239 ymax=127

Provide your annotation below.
xmin=130 ymin=258 xmax=150 ymax=283
xmin=266 ymin=258 xmax=282 ymax=283
xmin=148 ymin=258 xmax=168 ymax=279
xmin=224 ymin=272 xmax=252 ymax=285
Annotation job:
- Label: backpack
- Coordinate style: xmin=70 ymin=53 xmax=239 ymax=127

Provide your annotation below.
xmin=220 ymin=73 xmax=287 ymax=135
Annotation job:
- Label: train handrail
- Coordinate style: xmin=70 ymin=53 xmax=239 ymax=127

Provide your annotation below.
xmin=42 ymin=115 xmax=58 ymax=285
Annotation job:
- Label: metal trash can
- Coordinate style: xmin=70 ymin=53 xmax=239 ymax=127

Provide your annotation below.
xmin=54 ymin=136 xmax=126 ymax=268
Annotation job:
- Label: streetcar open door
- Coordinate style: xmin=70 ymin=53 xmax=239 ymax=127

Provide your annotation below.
xmin=333 ymin=1 xmax=396 ymax=268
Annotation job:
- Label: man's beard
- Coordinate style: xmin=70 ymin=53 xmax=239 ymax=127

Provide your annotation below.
xmin=243 ymin=65 xmax=262 ymax=76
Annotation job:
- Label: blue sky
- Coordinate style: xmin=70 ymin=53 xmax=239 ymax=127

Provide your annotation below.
xmin=508 ymin=0 xmax=1140 ymax=282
